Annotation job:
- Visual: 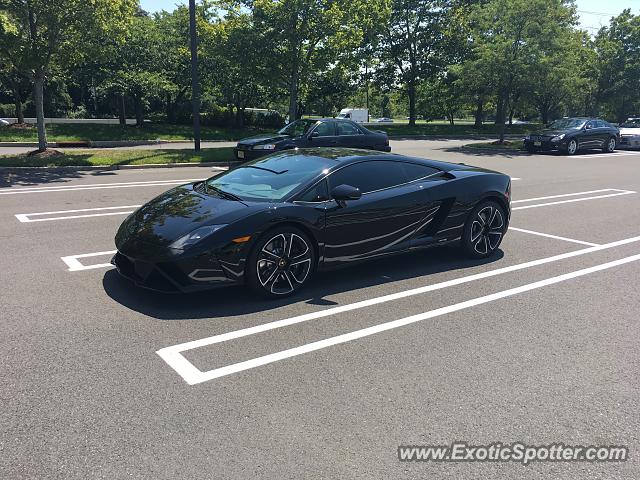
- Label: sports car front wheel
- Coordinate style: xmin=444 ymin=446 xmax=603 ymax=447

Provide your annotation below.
xmin=247 ymin=227 xmax=316 ymax=297
xmin=461 ymin=201 xmax=507 ymax=259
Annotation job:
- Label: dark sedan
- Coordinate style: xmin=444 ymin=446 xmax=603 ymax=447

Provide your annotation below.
xmin=234 ymin=118 xmax=391 ymax=161
xmin=524 ymin=118 xmax=619 ymax=155
xmin=113 ymin=149 xmax=510 ymax=297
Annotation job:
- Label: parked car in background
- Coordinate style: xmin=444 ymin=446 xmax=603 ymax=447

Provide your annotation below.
xmin=234 ymin=118 xmax=390 ymax=161
xmin=524 ymin=117 xmax=619 ymax=155
xmin=336 ymin=108 xmax=368 ymax=123
xmin=618 ymin=118 xmax=640 ymax=149
xmin=375 ymin=117 xmax=394 ymax=123
xmin=0 ymin=118 xmax=10 ymax=126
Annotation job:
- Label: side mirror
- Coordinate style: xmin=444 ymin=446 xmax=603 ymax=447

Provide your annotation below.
xmin=309 ymin=131 xmax=320 ymax=139
xmin=331 ymin=184 xmax=361 ymax=201
xmin=585 ymin=124 xmax=592 ymax=130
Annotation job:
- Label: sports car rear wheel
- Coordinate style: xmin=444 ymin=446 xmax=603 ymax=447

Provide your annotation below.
xmin=247 ymin=227 xmax=316 ymax=297
xmin=461 ymin=200 xmax=506 ymax=259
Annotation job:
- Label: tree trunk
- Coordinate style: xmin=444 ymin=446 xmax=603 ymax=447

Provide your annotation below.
xmin=540 ymin=105 xmax=549 ymax=125
xmin=407 ymin=80 xmax=416 ymax=127
xmin=474 ymin=96 xmax=483 ymax=129
xmin=448 ymin=111 xmax=454 ymax=125
xmin=134 ymin=97 xmax=144 ymax=127
xmin=12 ymin=85 xmax=25 ymax=124
xmin=495 ymin=90 xmax=508 ymax=143
xmin=288 ymin=68 xmax=299 ymax=122
xmin=33 ymin=71 xmax=47 ymax=151
xmin=118 ymin=93 xmax=126 ymax=125
xmin=508 ymin=108 xmax=514 ymax=126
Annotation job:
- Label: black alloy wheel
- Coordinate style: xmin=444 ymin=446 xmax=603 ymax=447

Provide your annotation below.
xmin=462 ymin=200 xmax=507 ymax=259
xmin=247 ymin=227 xmax=315 ymax=297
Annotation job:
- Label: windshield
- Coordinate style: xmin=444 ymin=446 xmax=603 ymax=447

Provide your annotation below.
xmin=205 ymin=152 xmax=333 ymax=202
xmin=549 ymin=118 xmax=587 ymax=130
xmin=621 ymin=119 xmax=640 ymax=128
xmin=278 ymin=119 xmax=318 ymax=137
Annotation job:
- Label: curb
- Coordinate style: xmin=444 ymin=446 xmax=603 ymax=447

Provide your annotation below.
xmin=0 ymin=161 xmax=238 ymax=173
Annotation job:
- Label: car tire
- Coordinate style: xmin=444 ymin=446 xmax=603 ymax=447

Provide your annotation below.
xmin=565 ymin=138 xmax=578 ymax=155
xmin=246 ymin=226 xmax=316 ymax=298
xmin=603 ymin=136 xmax=616 ymax=153
xmin=525 ymin=144 xmax=538 ymax=153
xmin=461 ymin=200 xmax=507 ymax=259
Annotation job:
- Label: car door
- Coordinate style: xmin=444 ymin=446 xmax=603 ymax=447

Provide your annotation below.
xmin=303 ymin=121 xmax=338 ymax=148
xmin=581 ymin=120 xmax=601 ymax=149
xmin=321 ymin=160 xmax=439 ymax=267
xmin=336 ymin=121 xmax=368 ymax=149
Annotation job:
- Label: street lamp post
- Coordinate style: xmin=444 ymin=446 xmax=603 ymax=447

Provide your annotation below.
xmin=189 ymin=0 xmax=201 ymax=151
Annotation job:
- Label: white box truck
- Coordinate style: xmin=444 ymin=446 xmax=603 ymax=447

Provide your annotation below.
xmin=337 ymin=108 xmax=369 ymax=123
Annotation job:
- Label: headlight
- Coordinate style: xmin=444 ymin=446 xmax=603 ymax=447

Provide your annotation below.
xmin=551 ymin=134 xmax=565 ymax=142
xmin=524 ymin=135 xmax=531 ymax=141
xmin=170 ymin=225 xmax=227 ymax=250
xmin=252 ymin=144 xmax=277 ymax=150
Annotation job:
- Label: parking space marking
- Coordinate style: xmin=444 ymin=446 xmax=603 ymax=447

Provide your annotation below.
xmin=61 ymin=250 xmax=116 ymax=272
xmin=509 ymin=227 xmax=600 ymax=247
xmin=161 ymin=250 xmax=640 ymax=384
xmin=16 ymin=205 xmax=141 ymax=223
xmin=573 ymin=151 xmax=640 ymax=159
xmin=512 ymin=189 xmax=636 ymax=211
xmin=157 ymin=233 xmax=640 ymax=385
xmin=512 ymin=189 xmax=631 ymax=204
xmin=0 ymin=178 xmax=202 ymax=195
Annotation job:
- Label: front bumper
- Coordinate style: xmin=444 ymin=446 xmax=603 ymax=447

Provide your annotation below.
xmin=234 ymin=146 xmax=271 ymax=161
xmin=111 ymin=250 xmax=238 ymax=293
xmin=523 ymin=138 xmax=566 ymax=152
xmin=619 ymin=136 xmax=640 ymax=149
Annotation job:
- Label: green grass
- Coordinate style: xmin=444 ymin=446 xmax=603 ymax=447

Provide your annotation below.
xmin=372 ymin=123 xmax=537 ymax=137
xmin=0 ymin=121 xmax=538 ymax=142
xmin=463 ymin=141 xmax=525 ymax=151
xmin=0 ymin=147 xmax=235 ymax=168
xmin=0 ymin=123 xmax=266 ymax=142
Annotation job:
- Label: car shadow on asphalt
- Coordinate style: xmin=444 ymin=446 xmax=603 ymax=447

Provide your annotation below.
xmin=102 ymin=246 xmax=504 ymax=320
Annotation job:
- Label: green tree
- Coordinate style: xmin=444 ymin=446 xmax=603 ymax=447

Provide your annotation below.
xmin=595 ymin=10 xmax=640 ymax=122
xmin=464 ymin=0 xmax=578 ymax=141
xmin=0 ymin=0 xmax=136 ymax=150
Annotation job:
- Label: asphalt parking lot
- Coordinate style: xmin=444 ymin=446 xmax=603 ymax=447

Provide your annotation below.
xmin=2 ymin=139 xmax=640 ymax=479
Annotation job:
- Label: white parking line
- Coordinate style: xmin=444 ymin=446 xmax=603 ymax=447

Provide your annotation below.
xmin=16 ymin=205 xmax=141 ymax=223
xmin=512 ymin=190 xmax=636 ymax=210
xmin=512 ymin=188 xmax=631 ymax=204
xmin=61 ymin=250 xmax=116 ymax=271
xmin=509 ymin=227 xmax=600 ymax=247
xmin=0 ymin=178 xmax=202 ymax=195
xmin=157 ymin=233 xmax=640 ymax=385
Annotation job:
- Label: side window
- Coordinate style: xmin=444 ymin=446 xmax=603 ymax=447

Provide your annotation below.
xmin=328 ymin=161 xmax=408 ymax=194
xmin=312 ymin=122 xmax=334 ymax=137
xmin=337 ymin=122 xmax=362 ymax=136
xmin=298 ymin=179 xmax=329 ymax=202
xmin=401 ymin=162 xmax=439 ymax=181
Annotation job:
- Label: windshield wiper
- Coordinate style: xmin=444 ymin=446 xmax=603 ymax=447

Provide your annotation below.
xmin=207 ymin=185 xmax=246 ymax=203
xmin=235 ymin=165 xmax=289 ymax=175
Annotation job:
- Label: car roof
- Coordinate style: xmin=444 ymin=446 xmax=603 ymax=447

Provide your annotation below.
xmin=291 ymin=148 xmax=464 ymax=171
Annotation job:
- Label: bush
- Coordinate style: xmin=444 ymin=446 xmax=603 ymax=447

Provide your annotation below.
xmin=0 ymin=104 xmax=16 ymax=117
xmin=67 ymin=105 xmax=89 ymax=119
xmin=201 ymin=105 xmax=236 ymax=128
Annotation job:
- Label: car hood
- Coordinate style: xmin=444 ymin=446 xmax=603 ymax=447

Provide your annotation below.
xmin=620 ymin=127 xmax=640 ymax=135
xmin=116 ymin=184 xmax=257 ymax=248
xmin=237 ymin=133 xmax=290 ymax=146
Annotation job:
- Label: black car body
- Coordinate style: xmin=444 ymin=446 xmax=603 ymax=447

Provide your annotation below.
xmin=234 ymin=118 xmax=391 ymax=161
xmin=113 ymin=149 xmax=511 ymax=296
xmin=523 ymin=118 xmax=619 ymax=155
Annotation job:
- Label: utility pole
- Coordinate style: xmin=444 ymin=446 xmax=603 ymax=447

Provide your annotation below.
xmin=189 ymin=0 xmax=201 ymax=151
xmin=365 ymin=62 xmax=370 ymax=122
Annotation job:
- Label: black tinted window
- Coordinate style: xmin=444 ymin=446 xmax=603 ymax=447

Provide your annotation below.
xmin=298 ymin=179 xmax=329 ymax=202
xmin=313 ymin=121 xmax=334 ymax=136
xmin=337 ymin=122 xmax=362 ymax=136
xmin=329 ymin=161 xmax=407 ymax=193
xmin=401 ymin=162 xmax=439 ymax=181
